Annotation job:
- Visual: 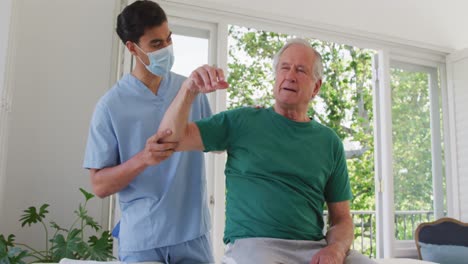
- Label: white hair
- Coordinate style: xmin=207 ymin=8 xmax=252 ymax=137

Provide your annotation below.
xmin=272 ymin=38 xmax=323 ymax=81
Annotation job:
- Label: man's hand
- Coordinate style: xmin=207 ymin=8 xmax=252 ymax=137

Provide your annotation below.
xmin=184 ymin=64 xmax=229 ymax=93
xmin=140 ymin=129 xmax=178 ymax=166
xmin=310 ymin=244 xmax=347 ymax=264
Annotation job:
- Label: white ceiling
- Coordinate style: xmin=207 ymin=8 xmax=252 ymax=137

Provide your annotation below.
xmin=175 ymin=0 xmax=468 ymax=52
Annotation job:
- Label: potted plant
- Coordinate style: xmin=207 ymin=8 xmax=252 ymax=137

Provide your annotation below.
xmin=0 ymin=188 xmax=114 ymax=264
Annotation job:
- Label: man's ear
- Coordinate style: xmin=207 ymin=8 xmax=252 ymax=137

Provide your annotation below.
xmin=125 ymin=41 xmax=138 ymax=56
xmin=311 ymin=79 xmax=322 ymax=99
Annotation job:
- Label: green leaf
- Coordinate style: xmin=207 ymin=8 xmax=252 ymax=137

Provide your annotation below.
xmin=7 ymin=248 xmax=28 ymax=264
xmin=84 ymin=231 xmax=114 ymax=261
xmin=0 ymin=238 xmax=29 ymax=264
xmin=50 ymin=221 xmax=67 ymax=232
xmin=0 ymin=237 xmax=8 ymax=264
xmin=0 ymin=235 xmax=14 ymax=248
xmin=82 ymin=216 xmax=100 ymax=232
xmin=50 ymin=229 xmax=85 ymax=262
xmin=79 ymin=188 xmax=94 ymax=202
xmin=19 ymin=204 xmax=49 ymax=227
xmin=0 ymin=253 xmax=8 ymax=264
xmin=75 ymin=205 xmax=100 ymax=232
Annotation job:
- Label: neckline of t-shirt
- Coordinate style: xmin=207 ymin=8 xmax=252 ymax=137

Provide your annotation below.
xmin=126 ymin=73 xmax=168 ymax=101
xmin=266 ymin=107 xmax=316 ymax=128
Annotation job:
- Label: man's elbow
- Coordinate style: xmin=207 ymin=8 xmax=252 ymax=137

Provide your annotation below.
xmin=92 ymin=186 xmax=110 ymax=199
xmin=177 ymin=123 xmax=204 ymax=151
xmin=90 ymin=170 xmax=110 ymax=198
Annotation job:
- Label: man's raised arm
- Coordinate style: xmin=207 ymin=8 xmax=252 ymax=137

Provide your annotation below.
xmin=157 ymin=65 xmax=228 ymax=151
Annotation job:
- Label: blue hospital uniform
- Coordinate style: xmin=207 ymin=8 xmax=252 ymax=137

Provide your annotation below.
xmin=83 ymin=73 xmax=212 ymax=254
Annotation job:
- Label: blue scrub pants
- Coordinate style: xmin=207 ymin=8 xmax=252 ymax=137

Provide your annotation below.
xmin=119 ymin=233 xmax=214 ymax=264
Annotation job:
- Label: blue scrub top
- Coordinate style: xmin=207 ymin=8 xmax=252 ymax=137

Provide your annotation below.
xmin=83 ymin=72 xmax=212 ymax=251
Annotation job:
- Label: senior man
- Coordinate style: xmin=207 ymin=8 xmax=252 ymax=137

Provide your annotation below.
xmin=158 ymin=38 xmax=376 ymax=264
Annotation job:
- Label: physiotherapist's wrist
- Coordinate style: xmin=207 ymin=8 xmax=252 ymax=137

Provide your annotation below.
xmin=134 ymin=150 xmax=152 ymax=168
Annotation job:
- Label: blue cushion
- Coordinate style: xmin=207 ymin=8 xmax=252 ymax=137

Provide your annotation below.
xmin=419 ymin=242 xmax=468 ymax=264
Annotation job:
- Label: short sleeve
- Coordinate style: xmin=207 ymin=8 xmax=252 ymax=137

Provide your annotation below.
xmin=324 ymin=138 xmax=353 ymax=202
xmin=195 ymin=111 xmax=231 ymax=152
xmin=83 ymin=103 xmax=119 ymax=169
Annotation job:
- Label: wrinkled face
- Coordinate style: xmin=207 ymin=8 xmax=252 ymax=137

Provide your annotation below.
xmin=127 ymin=21 xmax=173 ymax=65
xmin=273 ymin=44 xmax=320 ymax=109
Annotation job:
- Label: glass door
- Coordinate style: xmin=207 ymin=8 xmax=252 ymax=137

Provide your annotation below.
xmin=374 ymin=53 xmax=446 ymax=257
xmin=390 ymin=61 xmax=445 ymax=254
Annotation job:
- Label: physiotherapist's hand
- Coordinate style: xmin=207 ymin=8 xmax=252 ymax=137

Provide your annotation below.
xmin=184 ymin=64 xmax=229 ymax=93
xmin=141 ymin=129 xmax=178 ymax=166
xmin=309 ymin=244 xmax=346 ymax=264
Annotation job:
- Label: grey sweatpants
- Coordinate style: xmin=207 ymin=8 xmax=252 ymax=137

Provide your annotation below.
xmin=222 ymin=237 xmax=376 ymax=264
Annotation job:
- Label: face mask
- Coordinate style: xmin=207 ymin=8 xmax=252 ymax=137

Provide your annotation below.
xmin=134 ymin=44 xmax=174 ymax=77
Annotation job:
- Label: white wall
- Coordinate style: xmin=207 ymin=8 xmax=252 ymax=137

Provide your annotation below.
xmin=0 ymin=0 xmax=118 ymax=249
xmin=447 ymin=48 xmax=468 ymax=221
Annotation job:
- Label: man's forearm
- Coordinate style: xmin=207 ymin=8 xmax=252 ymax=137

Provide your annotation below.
xmin=158 ymin=65 xmax=228 ymax=146
xmin=325 ymin=218 xmax=354 ymax=254
xmin=90 ymin=152 xmax=148 ymax=198
xmin=158 ymin=83 xmax=199 ymax=143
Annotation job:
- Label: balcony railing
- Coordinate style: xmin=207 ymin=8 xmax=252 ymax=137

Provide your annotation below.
xmin=323 ymin=210 xmax=435 ymax=258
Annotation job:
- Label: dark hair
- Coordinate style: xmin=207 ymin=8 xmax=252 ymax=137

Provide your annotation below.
xmin=116 ymin=0 xmax=168 ymax=44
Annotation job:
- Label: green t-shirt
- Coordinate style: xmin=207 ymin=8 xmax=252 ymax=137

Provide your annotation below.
xmin=196 ymin=107 xmax=352 ymax=244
